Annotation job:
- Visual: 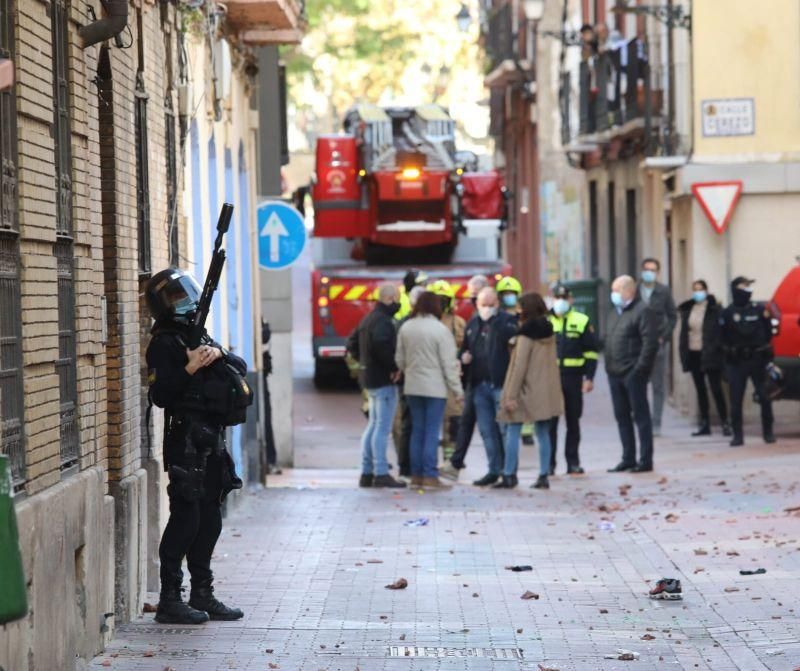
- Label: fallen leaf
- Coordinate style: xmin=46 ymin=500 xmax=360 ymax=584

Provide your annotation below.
xmin=521 ymin=591 xmax=540 ymax=600
xmin=693 ymin=549 xmax=708 ymax=556
xmin=367 ymin=559 xmax=383 ymax=564
xmin=665 ymin=513 xmax=679 ymax=523
xmin=265 ymin=649 xmax=274 ymax=654
xmin=724 ymin=587 xmax=740 ymax=593
xmin=385 ymin=578 xmax=408 ymax=590
xmin=599 ymin=608 xmax=608 ymax=614
xmin=472 ymin=592 xmax=479 ymax=597
xmin=641 ymin=634 xmax=656 ymax=640
xmin=143 ymin=602 xmax=157 ymax=613
xmin=268 ymin=664 xmax=279 ymax=670
xmin=101 ymin=662 xmax=111 ymax=668
xmin=538 ymin=665 xmax=560 ymax=671
xmin=143 ymin=651 xmax=154 ymax=657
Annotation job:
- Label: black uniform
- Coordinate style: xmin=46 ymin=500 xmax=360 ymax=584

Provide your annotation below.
xmin=548 ymin=309 xmax=598 ymax=472
xmin=719 ymin=299 xmax=774 ymax=444
xmin=147 ymin=320 xmax=246 ymax=598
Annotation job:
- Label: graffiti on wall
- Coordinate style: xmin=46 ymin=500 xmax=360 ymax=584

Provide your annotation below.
xmin=540 ymin=180 xmax=585 ymax=283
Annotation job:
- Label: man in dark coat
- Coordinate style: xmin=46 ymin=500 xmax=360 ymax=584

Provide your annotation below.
xmin=606 ymin=275 xmax=659 ymax=473
xmin=637 ymin=258 xmax=677 ymax=436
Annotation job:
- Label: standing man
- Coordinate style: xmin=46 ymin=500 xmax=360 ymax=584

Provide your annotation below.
xmin=719 ymin=276 xmax=776 ymax=447
xmin=451 ymin=287 xmax=506 ymax=486
xmin=637 ymin=258 xmax=677 ymax=436
xmin=347 ymin=283 xmax=407 ymax=488
xmin=441 ymin=274 xmax=491 ymax=480
xmin=146 ymin=268 xmax=247 ymax=624
xmin=606 ymin=275 xmax=659 ymax=473
xmin=548 ymin=285 xmax=598 ymax=475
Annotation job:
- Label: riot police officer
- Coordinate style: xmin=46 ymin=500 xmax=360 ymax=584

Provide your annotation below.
xmin=548 ymin=284 xmax=598 ymax=474
xmin=145 ymin=268 xmax=248 ymax=624
xmin=719 ymin=276 xmax=775 ymax=447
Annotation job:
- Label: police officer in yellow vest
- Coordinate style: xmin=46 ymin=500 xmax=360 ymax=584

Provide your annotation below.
xmin=548 ymin=284 xmax=598 ymax=474
xmin=395 ymin=269 xmax=430 ymax=321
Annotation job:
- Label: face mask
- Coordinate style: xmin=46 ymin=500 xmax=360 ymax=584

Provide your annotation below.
xmin=477 ymin=306 xmax=497 ymax=321
xmin=732 ymin=286 xmax=753 ymax=307
xmin=641 ymin=269 xmax=657 ymax=284
xmin=553 ymin=298 xmax=570 ymax=316
xmin=173 ymin=296 xmax=198 ymax=322
xmin=692 ymin=290 xmax=707 ymax=303
xmin=610 ymin=291 xmax=624 ymax=308
xmin=502 ymin=294 xmax=518 ymax=308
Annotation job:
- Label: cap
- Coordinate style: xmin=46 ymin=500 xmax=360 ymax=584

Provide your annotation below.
xmin=731 ymin=276 xmax=755 ymax=287
xmin=552 ymin=284 xmax=571 ymax=299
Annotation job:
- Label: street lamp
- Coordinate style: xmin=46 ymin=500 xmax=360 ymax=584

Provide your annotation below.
xmin=456 ymin=3 xmax=471 ymax=33
xmin=612 ymin=0 xmax=691 ymax=30
xmin=523 ymin=0 xmax=545 ymax=22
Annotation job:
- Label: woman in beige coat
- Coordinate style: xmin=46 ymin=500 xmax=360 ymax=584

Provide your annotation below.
xmin=497 ymin=293 xmax=564 ymax=489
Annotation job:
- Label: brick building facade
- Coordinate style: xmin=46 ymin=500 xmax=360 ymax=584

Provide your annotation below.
xmin=0 ymin=0 xmax=303 ymax=666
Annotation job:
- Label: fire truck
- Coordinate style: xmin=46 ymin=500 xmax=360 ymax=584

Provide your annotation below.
xmin=307 ymin=103 xmax=510 ymax=385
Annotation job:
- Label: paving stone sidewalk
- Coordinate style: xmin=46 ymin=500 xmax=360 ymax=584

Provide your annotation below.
xmin=92 ymin=369 xmax=800 ymax=671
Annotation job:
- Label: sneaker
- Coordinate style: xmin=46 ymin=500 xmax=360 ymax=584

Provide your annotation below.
xmin=422 ymin=477 xmax=451 ymax=490
xmin=648 ymin=578 xmax=682 ymax=601
xmin=358 ymin=474 xmax=374 ymax=488
xmin=473 ymin=473 xmax=499 ymax=487
xmin=566 ymin=465 xmax=585 ymax=475
xmin=440 ymin=463 xmax=460 ymax=481
xmin=373 ymin=474 xmax=407 ymax=488
xmin=531 ymin=475 xmax=549 ymax=489
xmin=410 ymin=475 xmax=423 ymax=487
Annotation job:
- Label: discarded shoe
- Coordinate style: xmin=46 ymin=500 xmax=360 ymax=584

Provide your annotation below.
xmin=648 ymin=578 xmax=682 ymax=600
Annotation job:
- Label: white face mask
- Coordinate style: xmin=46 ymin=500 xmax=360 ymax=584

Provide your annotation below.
xmin=553 ymin=298 xmax=570 ymax=316
xmin=477 ymin=305 xmax=497 ymax=321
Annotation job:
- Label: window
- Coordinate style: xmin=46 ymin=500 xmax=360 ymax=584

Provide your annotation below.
xmin=52 ymin=0 xmax=79 ymax=471
xmin=589 ymin=180 xmax=599 ymax=279
xmin=626 ymin=188 xmax=637 ymax=275
xmin=607 ymin=181 xmax=616 ymax=279
xmin=165 ymin=92 xmax=178 ymax=266
xmin=135 ymin=10 xmax=151 ymax=274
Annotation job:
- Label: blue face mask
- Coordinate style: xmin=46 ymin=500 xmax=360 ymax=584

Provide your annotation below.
xmin=641 ymin=269 xmax=657 ymax=284
xmin=610 ymin=291 xmax=624 ymax=308
xmin=502 ymin=294 xmax=518 ymax=308
xmin=692 ymin=290 xmax=707 ymax=303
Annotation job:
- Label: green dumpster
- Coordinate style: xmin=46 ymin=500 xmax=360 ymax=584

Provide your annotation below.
xmin=0 ymin=455 xmax=28 ymax=624
xmin=562 ymin=278 xmax=602 ymax=330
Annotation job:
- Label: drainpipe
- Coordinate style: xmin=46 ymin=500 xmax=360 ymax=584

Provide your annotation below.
xmin=78 ymin=0 xmax=129 ymax=50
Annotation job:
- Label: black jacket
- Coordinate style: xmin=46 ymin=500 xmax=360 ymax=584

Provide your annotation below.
xmin=637 ymin=282 xmax=677 ymax=341
xmin=678 ymin=296 xmax=724 ymax=372
xmin=488 ymin=310 xmax=519 ymax=387
xmin=604 ymin=298 xmax=659 ymax=378
xmin=518 ymin=316 xmax=554 ymax=341
xmin=346 ymin=303 xmax=398 ymax=389
xmin=719 ymin=301 xmax=773 ymax=363
xmin=459 ymin=314 xmax=493 ymax=387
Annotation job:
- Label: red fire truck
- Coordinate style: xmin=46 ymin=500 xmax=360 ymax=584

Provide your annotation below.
xmin=307 ymin=104 xmax=510 ymax=385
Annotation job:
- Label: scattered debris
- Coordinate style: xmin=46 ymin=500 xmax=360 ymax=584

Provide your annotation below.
xmin=693 ymin=549 xmax=708 ymax=556
xmin=385 ymin=578 xmax=408 ymax=590
xmin=404 ymin=518 xmax=429 ymax=527
xmin=599 ymin=609 xmax=608 ymax=614
xmin=265 ymin=649 xmax=274 ymax=654
xmin=665 ymin=513 xmax=679 ymax=523
xmin=538 ymin=665 xmax=561 ymax=671
xmin=604 ymin=649 xmax=639 ymax=661
xmin=367 ymin=559 xmax=383 ymax=564
xmin=597 ymin=521 xmax=615 ymax=531
xmin=143 ymin=602 xmax=157 ymax=613
xmin=724 ymin=587 xmax=740 ymax=593
xmin=739 ymin=568 xmax=767 ymax=575
xmin=784 ymin=505 xmax=800 ymax=513
xmin=399 ymin=634 xmax=406 ymax=641
xmin=521 ymin=591 xmax=540 ymax=600
xmin=641 ymin=634 xmax=656 ymax=640
xmin=505 ymin=565 xmax=533 ymax=572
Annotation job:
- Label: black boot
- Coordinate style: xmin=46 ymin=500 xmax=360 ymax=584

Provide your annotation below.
xmin=491 ymin=474 xmax=518 ymax=489
xmin=763 ymin=425 xmax=776 ymax=444
xmin=692 ymin=421 xmax=711 ymax=437
xmin=155 ymin=587 xmax=209 ymax=625
xmin=531 ymin=475 xmax=549 ymax=489
xmin=729 ymin=435 xmax=744 ymax=447
xmin=189 ymin=584 xmax=244 ymax=621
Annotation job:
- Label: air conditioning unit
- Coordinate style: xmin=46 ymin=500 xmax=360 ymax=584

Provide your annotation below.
xmin=212 ymin=38 xmax=232 ymax=102
xmin=177 ymin=80 xmax=192 ymax=117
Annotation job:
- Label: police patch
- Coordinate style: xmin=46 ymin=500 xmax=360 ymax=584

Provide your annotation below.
xmin=733 ymin=313 xmax=741 ymax=322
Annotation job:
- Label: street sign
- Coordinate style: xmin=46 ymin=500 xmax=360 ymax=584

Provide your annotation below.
xmin=701 ymin=98 xmax=755 ymax=137
xmin=257 ymin=201 xmax=306 ymax=270
xmin=691 ymin=181 xmax=743 ymax=235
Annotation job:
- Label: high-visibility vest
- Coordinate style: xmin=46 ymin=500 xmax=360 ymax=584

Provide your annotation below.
xmin=548 ymin=310 xmax=598 ymax=370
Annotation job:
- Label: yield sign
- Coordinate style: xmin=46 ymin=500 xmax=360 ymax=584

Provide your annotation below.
xmin=691 ymin=181 xmax=743 ymax=235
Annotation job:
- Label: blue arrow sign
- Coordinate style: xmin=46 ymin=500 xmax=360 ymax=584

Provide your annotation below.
xmin=257 ymin=201 xmax=306 ymax=270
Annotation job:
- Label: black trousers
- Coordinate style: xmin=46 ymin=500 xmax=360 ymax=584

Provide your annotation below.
xmin=726 ymin=359 xmax=774 ymax=439
xmin=608 ymin=370 xmax=653 ymax=466
xmin=159 ymin=452 xmax=224 ymax=592
xmin=687 ymin=351 xmax=728 ymax=424
xmin=549 ymin=372 xmax=583 ymax=469
xmin=396 ymin=393 xmax=411 ymax=476
xmin=450 ymin=385 xmax=475 ymax=469
xmin=263 ymin=371 xmax=277 ymax=466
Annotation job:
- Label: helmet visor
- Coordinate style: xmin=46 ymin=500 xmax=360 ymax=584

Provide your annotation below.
xmin=151 ymin=271 xmax=202 ymax=321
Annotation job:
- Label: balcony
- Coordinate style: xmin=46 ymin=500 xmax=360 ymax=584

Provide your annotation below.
xmin=482 ymin=2 xmax=532 ymax=88
xmin=573 ymin=38 xmax=662 ymax=145
xmin=224 ymin=0 xmax=305 ymax=45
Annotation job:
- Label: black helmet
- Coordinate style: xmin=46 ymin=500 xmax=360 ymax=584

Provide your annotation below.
xmin=145 ymin=268 xmax=202 ymax=324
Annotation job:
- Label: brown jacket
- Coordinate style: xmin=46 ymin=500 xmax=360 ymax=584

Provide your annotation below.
xmin=441 ymin=312 xmax=466 ymax=416
xmin=498 ymin=318 xmax=564 ymax=424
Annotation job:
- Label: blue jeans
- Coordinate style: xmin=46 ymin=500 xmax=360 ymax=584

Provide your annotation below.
xmin=473 ymin=382 xmax=503 ymax=476
xmin=361 ymin=385 xmax=399 ymax=476
xmin=406 ymin=395 xmax=447 ymax=478
xmin=493 ymin=388 xmax=553 ymax=476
